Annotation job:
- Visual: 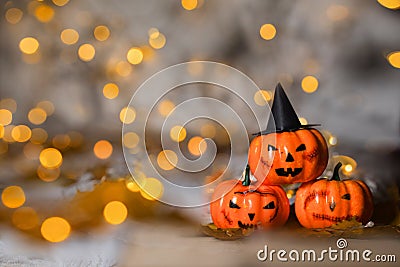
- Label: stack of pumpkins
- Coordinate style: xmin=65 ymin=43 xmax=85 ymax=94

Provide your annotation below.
xmin=210 ymin=84 xmax=373 ymax=229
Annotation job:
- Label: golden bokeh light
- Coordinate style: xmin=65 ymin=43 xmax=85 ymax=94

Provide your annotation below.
xmin=158 ymin=100 xmax=175 ymax=117
xmin=37 ymin=165 xmax=60 ymax=182
xmin=344 ymin=164 xmax=353 ymax=173
xmin=0 ymin=109 xmax=13 ymax=125
xmin=1 ymin=186 xmax=25 ymax=208
xmin=5 ymin=8 xmax=23 ymax=24
xmin=148 ymin=27 xmax=159 ymax=38
xmin=140 ymin=45 xmax=155 ymax=61
xmin=254 ymin=90 xmax=272 ymax=106
xmin=103 ymin=201 xmax=128 ymax=225
xmin=115 ymin=61 xmax=132 ymax=77
xmin=188 ymin=136 xmax=207 ymax=156
xmin=0 ymin=98 xmax=17 ymax=113
xmin=93 ymin=140 xmax=113 ymax=159
xmin=260 ymin=24 xmax=277 ymax=41
xmin=123 ymin=132 xmax=139 ymax=149
xmin=12 ymin=207 xmax=39 ymax=230
xmin=119 ymin=107 xmax=136 ymax=124
xmin=102 ymin=83 xmax=119 ymax=99
xmin=78 ymin=43 xmax=96 ymax=62
xmin=94 ymin=25 xmax=110 ymax=41
xmin=301 ymin=75 xmax=319 ymax=93
xmin=19 ymin=37 xmax=39 ymax=55
xmin=52 ymin=134 xmax=71 ymax=150
xmin=127 ymin=47 xmax=144 ymax=65
xmin=299 ymin=117 xmax=308 ymax=125
xmin=68 ymin=131 xmax=84 ymax=148
xmin=387 ymin=51 xmax=400 ymax=69
xmin=30 ymin=128 xmax=48 ymax=144
xmin=2 ymin=125 xmax=15 ymax=143
xmin=377 ymin=0 xmax=400 ymax=9
xmin=157 ymin=150 xmax=178 ymax=171
xmin=40 ymin=148 xmax=63 ymax=169
xmin=36 ymin=100 xmax=55 ymax=116
xmin=200 ymin=124 xmax=216 ymax=138
xmin=329 ymin=136 xmax=338 ymax=146
xmin=0 ymin=125 xmax=4 ymax=139
xmin=23 ymin=142 xmax=43 ymax=160
xmin=140 ymin=178 xmax=163 ymax=200
xmin=149 ymin=33 xmax=166 ymax=49
xmin=41 ymin=217 xmax=71 ymax=242
xmin=28 ymin=107 xmax=47 ymax=125
xmin=126 ymin=179 xmax=141 ymax=192
xmin=170 ymin=125 xmax=187 ymax=142
xmin=60 ymin=28 xmax=79 ymax=45
xmin=11 ymin=125 xmax=32 ymax=142
xmin=34 ymin=4 xmax=54 ymax=23
xmin=326 ymin=5 xmax=349 ymax=21
xmin=181 ymin=0 xmax=198 ymax=10
xmin=52 ymin=0 xmax=70 ymax=7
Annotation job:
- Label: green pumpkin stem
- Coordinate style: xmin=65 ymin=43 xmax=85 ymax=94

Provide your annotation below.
xmin=242 ymin=165 xmax=251 ymax=186
xmin=330 ymin=162 xmax=343 ymax=181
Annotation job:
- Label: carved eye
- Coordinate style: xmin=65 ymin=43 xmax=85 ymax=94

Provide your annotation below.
xmin=268 ymin=145 xmax=277 ymax=151
xmin=296 ymin=144 xmax=306 ymax=152
xmin=229 ymin=200 xmax=240 ymax=209
xmin=263 ymin=201 xmax=275 ymax=209
xmin=341 ymin=193 xmax=351 ymax=200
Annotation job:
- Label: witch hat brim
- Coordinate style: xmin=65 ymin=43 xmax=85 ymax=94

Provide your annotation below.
xmin=254 ymin=83 xmax=319 ymax=136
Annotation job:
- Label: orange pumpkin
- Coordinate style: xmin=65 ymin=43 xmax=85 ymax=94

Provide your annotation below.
xmin=295 ymin=162 xmax=374 ymax=228
xmin=210 ymin=165 xmax=289 ymax=229
xmin=248 ymin=128 xmax=328 ymax=185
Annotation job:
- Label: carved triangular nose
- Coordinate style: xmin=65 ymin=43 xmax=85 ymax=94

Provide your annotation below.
xmin=286 ymin=152 xmax=294 ymax=162
xmin=248 ymin=213 xmax=255 ymax=221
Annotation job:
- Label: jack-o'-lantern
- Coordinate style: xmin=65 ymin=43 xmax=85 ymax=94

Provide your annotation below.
xmin=295 ymin=162 xmax=374 ymax=228
xmin=248 ymin=83 xmax=328 ymax=185
xmin=210 ymin=165 xmax=289 ymax=229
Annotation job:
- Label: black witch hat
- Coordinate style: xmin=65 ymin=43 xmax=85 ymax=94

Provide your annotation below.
xmin=255 ymin=83 xmax=319 ymax=135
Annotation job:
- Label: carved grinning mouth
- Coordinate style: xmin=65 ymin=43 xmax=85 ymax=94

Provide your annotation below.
xmin=275 ymin=168 xmax=302 ymax=177
xmin=312 ymin=213 xmax=359 ymax=223
xmin=238 ymin=221 xmax=256 ymax=229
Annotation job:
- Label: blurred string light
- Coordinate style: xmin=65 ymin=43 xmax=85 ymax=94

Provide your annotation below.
xmin=181 ymin=0 xmax=198 ymax=11
xmin=93 ymin=140 xmax=113 ymax=159
xmin=37 ymin=165 xmax=60 ymax=182
xmin=1 ymin=186 xmax=26 ymax=208
xmin=157 ymin=150 xmax=178 ymax=170
xmin=103 ymin=201 xmax=128 ymax=225
xmin=40 ymin=148 xmax=63 ymax=169
xmin=12 ymin=207 xmax=39 ymax=230
xmin=299 ymin=117 xmax=308 ymax=125
xmin=377 ymin=0 xmax=400 ymax=9
xmin=148 ymin=28 xmax=166 ymax=49
xmin=332 ymin=155 xmax=357 ymax=175
xmin=127 ymin=47 xmax=144 ymax=65
xmin=37 ymin=101 xmax=55 ymax=116
xmin=102 ymin=83 xmax=119 ymax=99
xmin=253 ymin=90 xmax=272 ymax=106
xmin=0 ymin=125 xmax=4 ymax=139
xmin=387 ymin=51 xmax=400 ymax=68
xmin=5 ymin=8 xmax=23 ymax=24
xmin=140 ymin=177 xmax=163 ymax=200
xmin=2 ymin=125 xmax=15 ymax=143
xmin=259 ymin=23 xmax=277 ymax=41
xmin=23 ymin=142 xmax=43 ymax=160
xmin=123 ymin=132 xmax=139 ymax=148
xmin=11 ymin=125 xmax=32 ymax=142
xmin=157 ymin=100 xmax=175 ymax=117
xmin=52 ymin=134 xmax=71 ymax=150
xmin=78 ymin=43 xmax=96 ymax=62
xmin=28 ymin=107 xmax=47 ymax=125
xmin=19 ymin=37 xmax=39 ymax=55
xmin=41 ymin=217 xmax=71 ymax=242
xmin=200 ymin=124 xmax=216 ymax=138
xmin=301 ymin=75 xmax=319 ymax=93
xmin=0 ymin=109 xmax=13 ymax=125
xmin=30 ymin=128 xmax=48 ymax=144
xmin=170 ymin=125 xmax=187 ymax=142
xmin=60 ymin=28 xmax=79 ymax=45
xmin=326 ymin=5 xmax=349 ymax=21
xmin=119 ymin=106 xmax=136 ymax=124
xmin=0 ymin=98 xmax=17 ymax=113
xmin=94 ymin=25 xmax=110 ymax=41
xmin=188 ymin=136 xmax=207 ymax=156
xmin=52 ymin=0 xmax=70 ymax=7
xmin=34 ymin=4 xmax=55 ymax=23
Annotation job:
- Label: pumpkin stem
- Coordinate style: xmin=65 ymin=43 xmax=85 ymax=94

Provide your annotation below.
xmin=242 ymin=165 xmax=251 ymax=186
xmin=330 ymin=162 xmax=343 ymax=181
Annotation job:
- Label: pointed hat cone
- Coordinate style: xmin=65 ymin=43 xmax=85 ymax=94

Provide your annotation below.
xmin=255 ymin=83 xmax=319 ymax=135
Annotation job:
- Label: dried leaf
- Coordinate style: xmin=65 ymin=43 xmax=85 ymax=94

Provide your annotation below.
xmin=200 ymin=223 xmax=254 ymax=240
xmin=330 ymin=217 xmax=362 ymax=230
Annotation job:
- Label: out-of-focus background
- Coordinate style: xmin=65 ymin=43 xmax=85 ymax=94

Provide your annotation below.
xmin=0 ymin=0 xmax=399 ymax=266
